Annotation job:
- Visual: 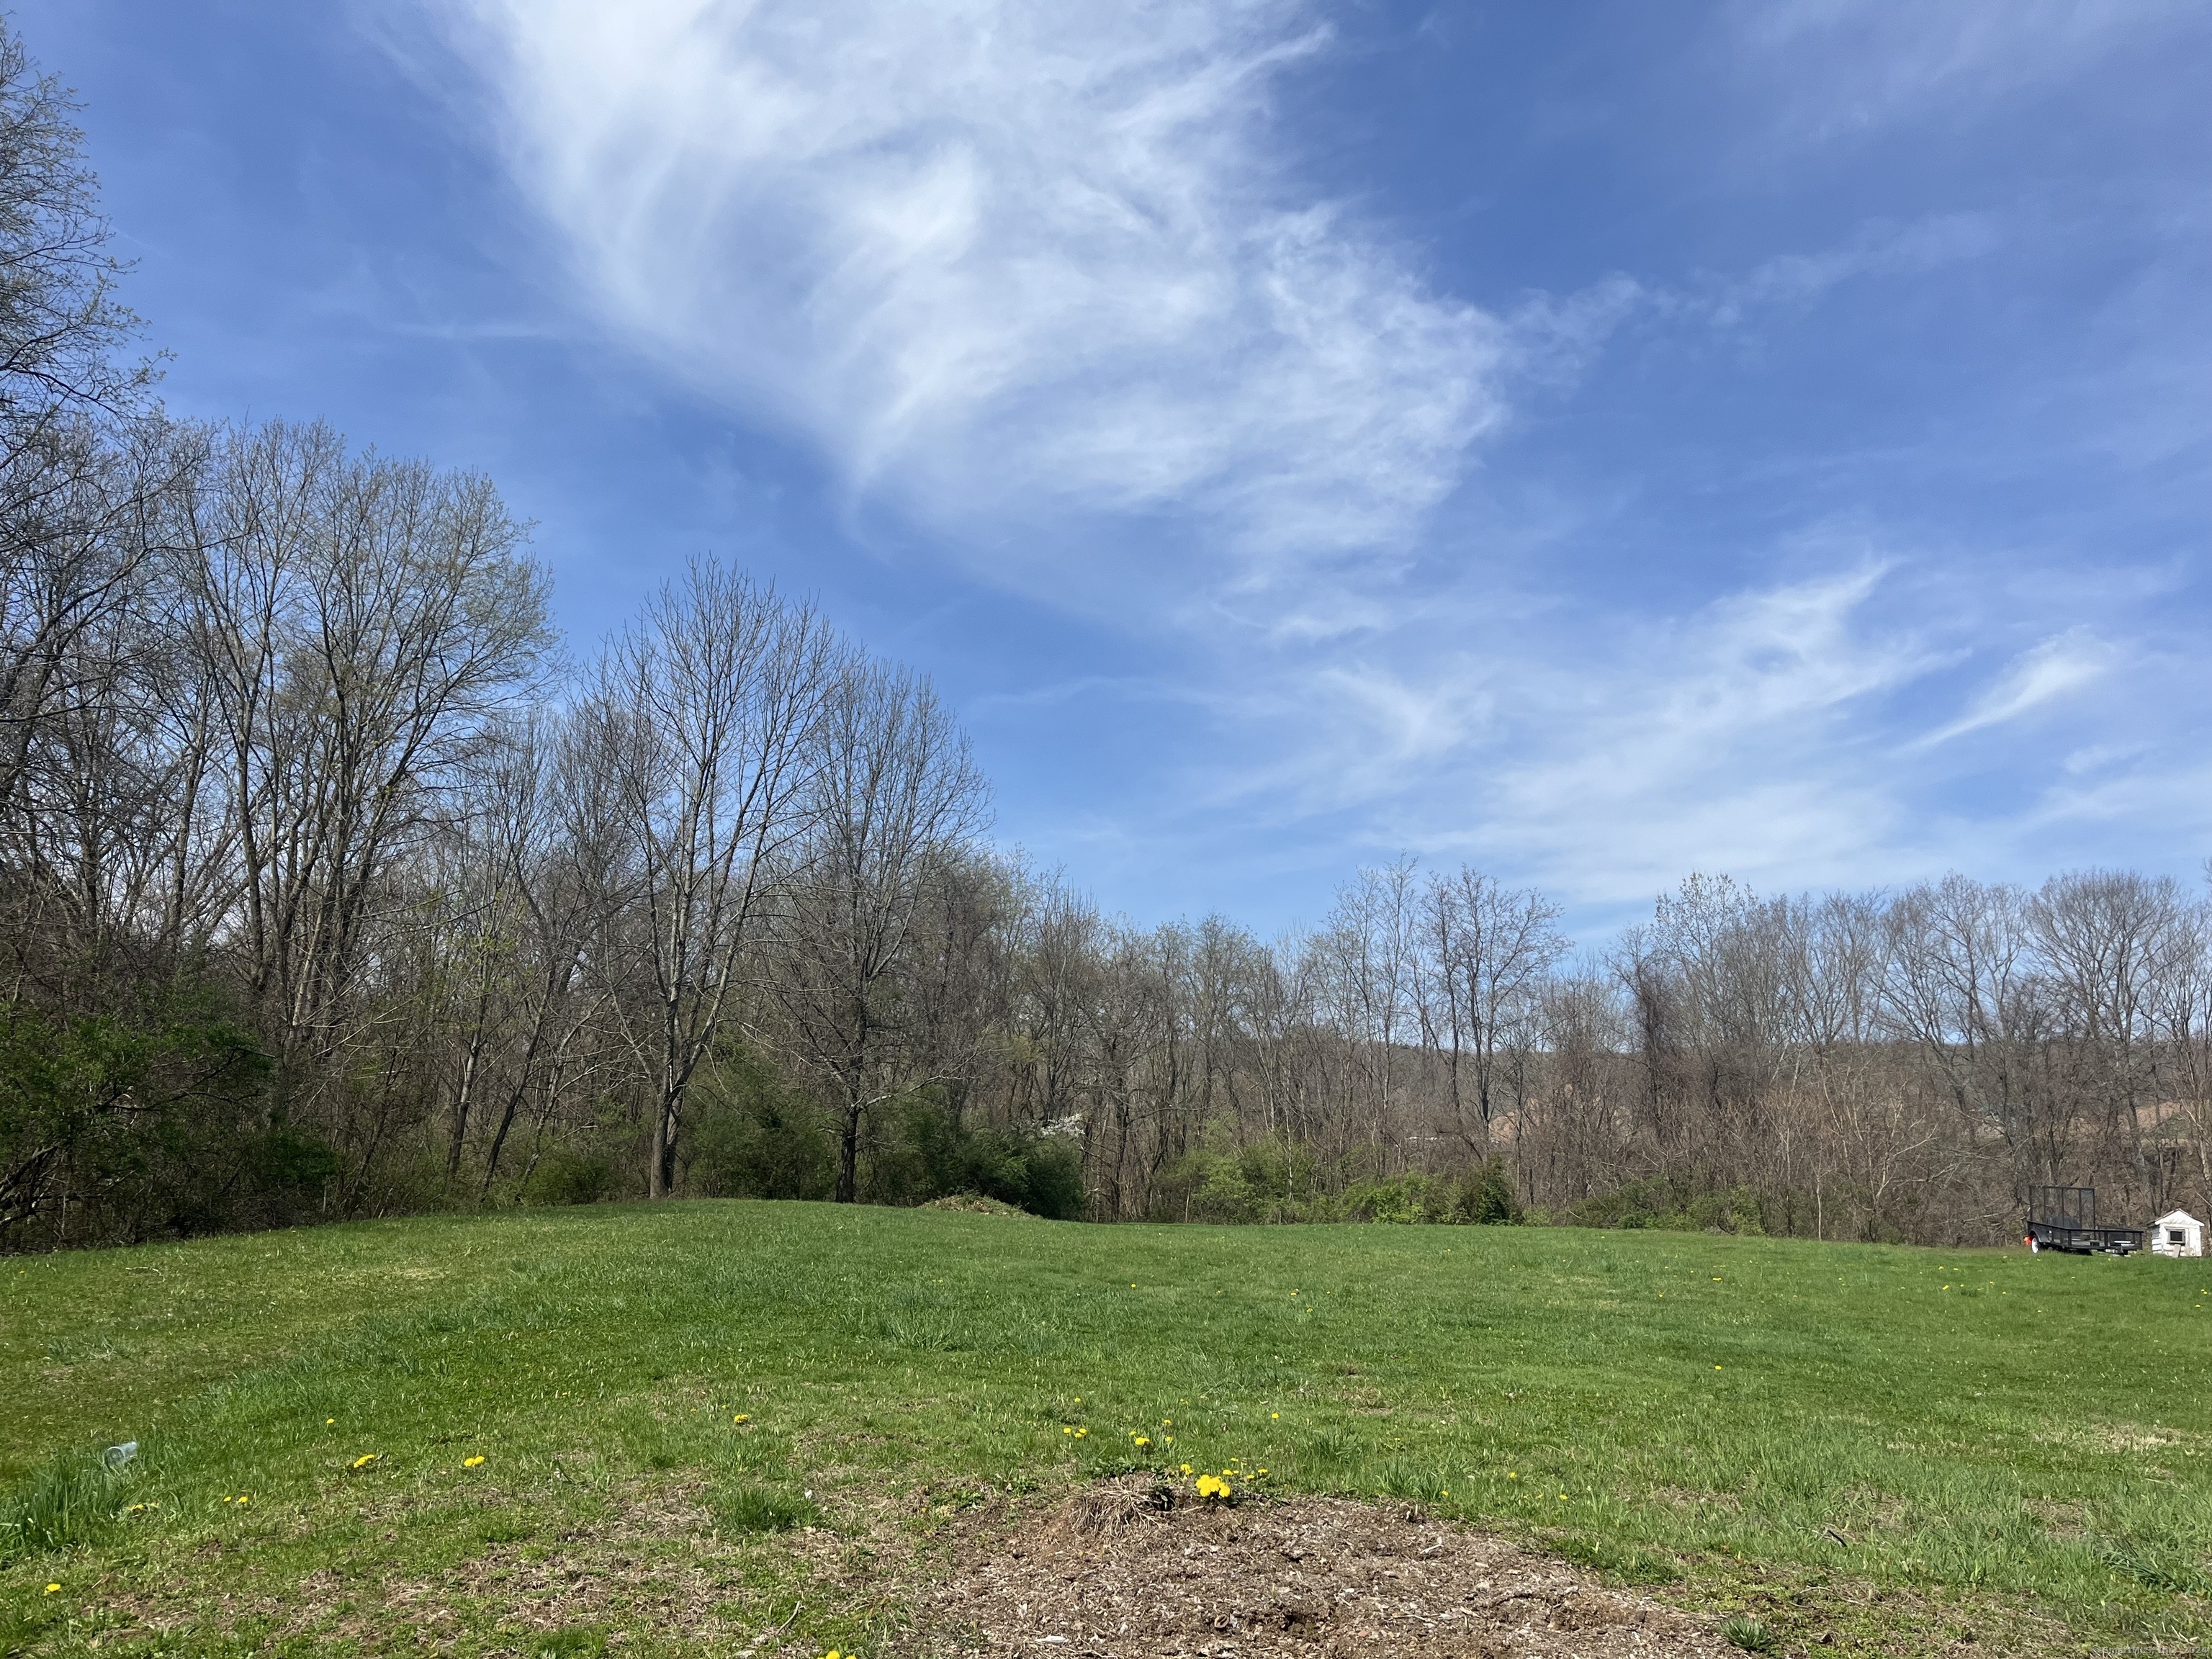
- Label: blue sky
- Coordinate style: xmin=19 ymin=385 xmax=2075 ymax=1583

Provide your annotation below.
xmin=22 ymin=0 xmax=2212 ymax=938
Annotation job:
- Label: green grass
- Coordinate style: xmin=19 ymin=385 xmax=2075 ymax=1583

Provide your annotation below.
xmin=3 ymin=1202 xmax=2210 ymax=1656
xmin=0 ymin=1449 xmax=138 ymax=1561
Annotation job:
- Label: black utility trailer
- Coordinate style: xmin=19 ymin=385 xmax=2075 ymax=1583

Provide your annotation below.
xmin=2026 ymin=1186 xmax=2143 ymax=1255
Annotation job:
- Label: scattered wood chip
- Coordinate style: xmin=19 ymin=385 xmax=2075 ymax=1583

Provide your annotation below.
xmin=911 ymin=1477 xmax=1733 ymax=1658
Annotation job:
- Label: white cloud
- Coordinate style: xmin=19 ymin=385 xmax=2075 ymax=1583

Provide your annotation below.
xmin=392 ymin=0 xmax=2211 ymax=927
xmin=1460 ymin=567 xmax=1941 ymax=900
xmin=1171 ymin=565 xmax=1954 ymax=904
xmin=424 ymin=0 xmax=1527 ymax=601
xmin=1730 ymin=0 xmax=2201 ymax=142
xmin=2062 ymin=741 xmax=2146 ymax=776
xmin=1023 ymin=539 xmax=2212 ymax=925
xmin=1704 ymin=215 xmax=2001 ymax=327
xmin=1912 ymin=628 xmax=2116 ymax=748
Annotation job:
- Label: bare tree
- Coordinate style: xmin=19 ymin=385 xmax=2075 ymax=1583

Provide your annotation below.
xmin=176 ymin=422 xmax=552 ymax=1118
xmin=1319 ymin=858 xmax=1422 ymax=1162
xmin=0 ymin=30 xmax=150 ymax=435
xmin=1879 ymin=874 xmax=2058 ymax=1192
xmin=768 ymin=657 xmax=987 ymax=1201
xmin=424 ymin=714 xmax=613 ymax=1200
xmin=2028 ymin=869 xmax=2188 ymax=1193
xmin=595 ymin=562 xmax=830 ymax=1200
xmin=0 ymin=20 xmax=163 ymax=819
xmin=1424 ymin=866 xmax=1568 ymax=1154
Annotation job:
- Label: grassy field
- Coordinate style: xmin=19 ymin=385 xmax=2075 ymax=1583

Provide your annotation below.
xmin=3 ymin=1202 xmax=2210 ymax=1657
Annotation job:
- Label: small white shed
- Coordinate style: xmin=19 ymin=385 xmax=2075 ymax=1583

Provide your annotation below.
xmin=2151 ymin=1210 xmax=2204 ymax=1258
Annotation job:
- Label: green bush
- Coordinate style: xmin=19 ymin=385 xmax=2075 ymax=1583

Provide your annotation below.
xmin=961 ymin=1123 xmax=1084 ymax=1220
xmin=1339 ymin=1174 xmax=1448 ymax=1223
xmin=1150 ymin=1137 xmax=1524 ymax=1227
xmin=1565 ymin=1177 xmax=1771 ymax=1235
xmin=0 ymin=995 xmax=288 ymax=1249
xmin=873 ymin=1094 xmax=1085 ymax=1219
xmin=1151 ymin=1147 xmax=1250 ymax=1222
xmin=1161 ymin=1137 xmax=1326 ymax=1223
xmin=526 ymin=1148 xmax=621 ymax=1207
xmin=1341 ymin=1164 xmax=1522 ymax=1226
xmin=1455 ymin=1159 xmax=1523 ymax=1224
xmin=686 ymin=1056 xmax=1083 ymax=1218
xmin=688 ymin=1048 xmax=833 ymax=1201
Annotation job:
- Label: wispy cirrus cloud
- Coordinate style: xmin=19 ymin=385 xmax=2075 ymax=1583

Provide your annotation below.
xmin=1161 ymin=565 xmax=1948 ymax=902
xmin=1701 ymin=214 xmax=2002 ymax=326
xmin=420 ymin=0 xmax=1549 ymax=611
xmin=1215 ymin=567 xmax=2195 ymax=916
xmin=1419 ymin=567 xmax=1943 ymax=901
xmin=383 ymin=0 xmax=2211 ymax=926
xmin=1912 ymin=629 xmax=2118 ymax=749
xmin=1728 ymin=0 xmax=2203 ymax=143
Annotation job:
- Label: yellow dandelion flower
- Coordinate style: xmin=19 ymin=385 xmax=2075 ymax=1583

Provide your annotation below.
xmin=1074 ymin=1428 xmax=1087 ymax=1438
xmin=45 ymin=1583 xmax=60 ymax=1594
xmin=351 ymin=1453 xmax=379 ymax=1470
xmin=325 ymin=1417 xmax=335 ymax=1426
xmin=1271 ymin=1412 xmax=1280 ymax=1420
xmin=1135 ymin=1436 xmax=1151 ymax=1448
xmin=733 ymin=1413 xmax=750 ymax=1424
xmin=463 ymin=1455 xmax=486 ymax=1468
xmin=1507 ymin=1471 xmax=1518 ymax=1480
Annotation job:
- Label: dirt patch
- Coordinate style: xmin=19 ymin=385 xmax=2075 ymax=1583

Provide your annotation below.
xmin=909 ymin=1478 xmax=1732 ymax=1658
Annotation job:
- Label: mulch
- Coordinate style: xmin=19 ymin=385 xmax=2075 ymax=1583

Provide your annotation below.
xmin=906 ymin=1478 xmax=1736 ymax=1658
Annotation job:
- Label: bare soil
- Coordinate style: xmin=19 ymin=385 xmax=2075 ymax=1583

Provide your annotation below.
xmin=910 ymin=1478 xmax=1736 ymax=1658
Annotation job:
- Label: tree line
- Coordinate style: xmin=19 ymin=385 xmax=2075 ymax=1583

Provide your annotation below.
xmin=2 ymin=24 xmax=2208 ymax=1250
